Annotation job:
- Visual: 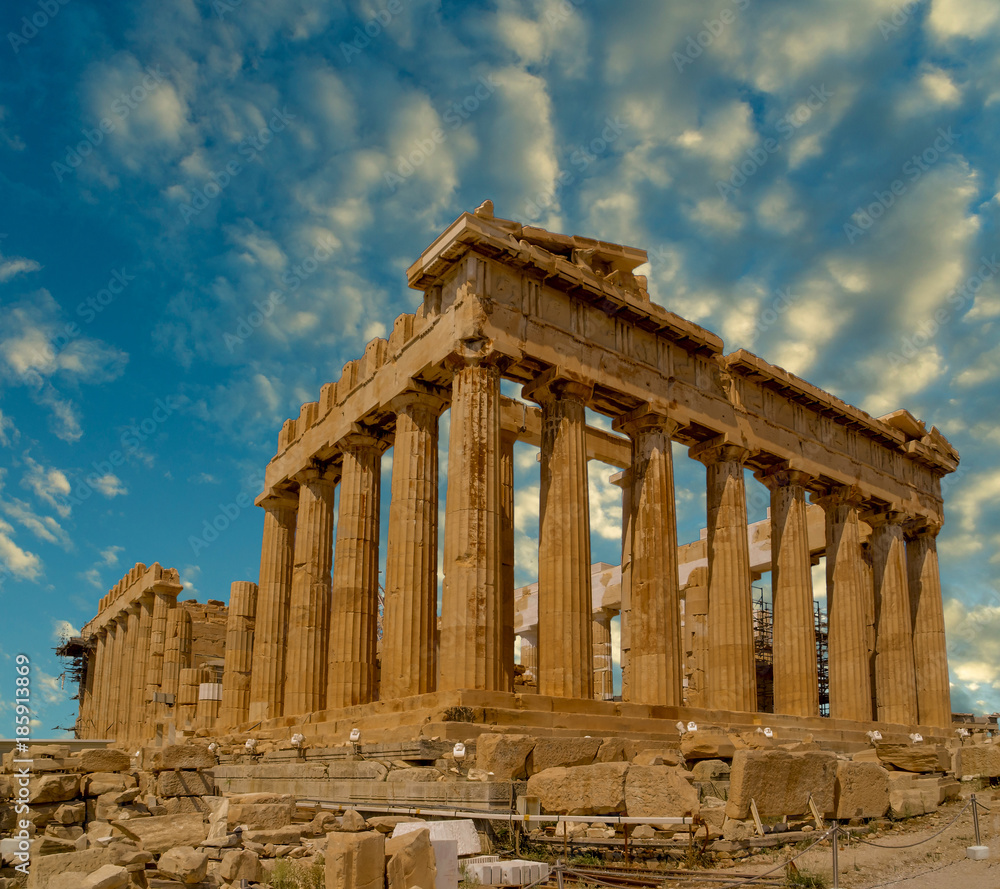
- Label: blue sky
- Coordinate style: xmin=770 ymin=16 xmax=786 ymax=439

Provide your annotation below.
xmin=1 ymin=0 xmax=998 ymax=736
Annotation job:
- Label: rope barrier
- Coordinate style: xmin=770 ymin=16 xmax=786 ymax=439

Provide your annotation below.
xmin=714 ymin=827 xmax=838 ymax=888
xmin=854 ymin=800 xmax=972 ymax=849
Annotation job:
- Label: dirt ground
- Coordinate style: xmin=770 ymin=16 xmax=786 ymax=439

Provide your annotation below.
xmin=726 ymin=791 xmax=1000 ymax=888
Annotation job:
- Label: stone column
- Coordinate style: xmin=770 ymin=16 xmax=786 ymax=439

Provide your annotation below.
xmin=382 ymin=393 xmax=443 ymax=700
xmin=162 ymin=608 xmax=192 ymax=703
xmin=80 ymin=639 xmax=99 ymax=738
xmin=220 ymin=581 xmax=259 ymax=729
xmin=328 ymin=432 xmax=383 ymax=709
xmin=144 ymin=591 xmax=176 ymax=733
xmin=690 ymin=440 xmax=757 ymax=712
xmin=525 ymin=373 xmax=594 ymax=700
xmin=615 ymin=407 xmax=683 ymax=707
xmin=130 ymin=595 xmax=154 ymax=740
xmin=814 ymin=486 xmax=874 ymax=722
xmin=500 ymin=431 xmax=517 ymax=692
xmin=120 ymin=606 xmax=141 ymax=742
xmin=249 ymin=492 xmax=297 ymax=722
xmin=176 ymin=667 xmax=200 ymax=730
xmin=592 ymin=610 xmax=613 ymax=700
xmin=612 ymin=470 xmax=634 ymax=700
xmin=440 ymin=358 xmax=504 ymax=691
xmin=284 ymin=466 xmax=337 ymax=716
xmin=97 ymin=622 xmax=118 ymax=737
xmin=519 ymin=634 xmax=538 ymax=675
xmin=868 ymin=510 xmax=918 ymax=725
xmin=906 ymin=521 xmax=951 ymax=728
xmin=761 ymin=468 xmax=819 ymax=717
xmin=683 ymin=567 xmax=709 ymax=707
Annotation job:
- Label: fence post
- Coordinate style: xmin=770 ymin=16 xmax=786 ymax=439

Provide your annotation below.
xmin=967 ymin=793 xmax=989 ymax=860
xmin=831 ymin=824 xmax=839 ymax=889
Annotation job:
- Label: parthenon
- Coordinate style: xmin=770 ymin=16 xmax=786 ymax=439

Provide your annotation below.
xmin=71 ymin=203 xmax=959 ymax=745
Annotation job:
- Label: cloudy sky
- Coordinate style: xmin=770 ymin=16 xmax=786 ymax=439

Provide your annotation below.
xmin=1 ymin=0 xmax=998 ymax=735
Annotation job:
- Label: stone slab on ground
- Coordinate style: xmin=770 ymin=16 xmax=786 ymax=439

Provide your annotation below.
xmin=157 ymin=846 xmax=208 ymax=884
xmin=156 ymin=770 xmax=215 ymax=798
xmin=26 ymin=847 xmax=112 ymax=889
xmin=391 ymin=819 xmax=481 ymax=857
xmin=27 ymin=773 xmax=80 ymax=804
xmin=327 ymin=829 xmax=385 ymax=889
xmin=111 ymin=813 xmax=208 ymax=853
xmin=386 ymin=826 xmax=437 ymax=889
xmin=527 ymin=737 xmax=602 ymax=774
xmin=681 ymin=731 xmax=740 ymax=761
xmin=954 ymin=744 xmax=1000 ymax=779
xmin=145 ymin=745 xmax=215 ymax=771
xmin=876 ymin=744 xmax=951 ymax=773
xmin=726 ymin=749 xmax=837 ymax=820
xmin=624 ymin=764 xmax=700 ymax=818
xmin=78 ymin=749 xmax=131 ymax=773
xmin=834 ymin=760 xmax=890 ymax=819
xmin=526 ymin=762 xmax=629 ymax=815
xmin=475 ymin=733 xmax=535 ymax=779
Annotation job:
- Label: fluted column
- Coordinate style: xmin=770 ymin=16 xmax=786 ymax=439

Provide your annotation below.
xmin=120 ymin=606 xmax=141 ymax=741
xmin=761 ymin=468 xmax=818 ymax=717
xmin=868 ymin=510 xmax=918 ymax=725
xmin=519 ymin=633 xmax=538 ymax=680
xmin=285 ymin=467 xmax=338 ymax=715
xmin=615 ymin=407 xmax=683 ymax=706
xmin=690 ymin=440 xmax=756 ymax=712
xmin=176 ymin=667 xmax=200 ymax=730
xmin=249 ymin=492 xmax=297 ymax=722
xmin=525 ymin=373 xmax=593 ymax=700
xmin=907 ymin=521 xmax=951 ymax=728
xmin=98 ymin=622 xmax=118 ymax=737
xmin=144 ymin=591 xmax=176 ymax=734
xmin=814 ymin=486 xmax=873 ymax=722
xmin=328 ymin=432 xmax=383 ymax=708
xmin=683 ymin=567 xmax=709 ymax=707
xmin=612 ymin=470 xmax=634 ymax=700
xmin=592 ymin=610 xmax=613 ymax=700
xmin=220 ymin=581 xmax=259 ymax=728
xmin=500 ymin=430 xmax=516 ymax=692
xmin=130 ymin=595 xmax=154 ymax=740
xmin=440 ymin=359 xmax=504 ymax=691
xmin=81 ymin=638 xmax=99 ymax=738
xmin=162 ymin=608 xmax=192 ymax=704
xmin=382 ymin=393 xmax=443 ymax=700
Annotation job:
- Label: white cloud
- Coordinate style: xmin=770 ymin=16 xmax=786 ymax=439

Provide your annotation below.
xmin=861 ymin=345 xmax=946 ymax=417
xmin=1 ymin=499 xmax=70 ymax=547
xmin=100 ymin=545 xmax=124 ymax=566
xmin=0 ymin=251 xmax=41 ymax=283
xmin=0 ymin=408 xmax=15 ymax=446
xmin=928 ymin=0 xmax=1000 ymax=41
xmin=23 ymin=457 xmax=72 ymax=518
xmin=0 ymin=518 xmax=42 ymax=581
xmin=92 ymin=474 xmax=128 ymax=498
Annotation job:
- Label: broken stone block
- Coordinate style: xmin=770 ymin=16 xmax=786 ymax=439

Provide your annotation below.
xmin=157 ymin=845 xmax=208 ymax=883
xmin=146 ymin=745 xmax=215 ymax=772
xmin=79 ymin=864 xmax=129 ymax=889
xmin=955 ymin=744 xmax=1000 ymax=779
xmin=385 ymin=827 xmax=437 ymax=889
xmin=219 ymin=848 xmax=262 ymax=882
xmin=155 ymin=770 xmax=215 ymax=798
xmin=527 ymin=737 xmax=602 ymax=774
xmin=526 ymin=762 xmax=628 ymax=815
xmin=111 ymin=813 xmax=207 ymax=853
xmin=625 ymin=765 xmax=700 ymax=819
xmin=78 ymin=749 xmax=131 ymax=773
xmin=875 ymin=744 xmax=950 ymax=773
xmin=391 ymin=820 xmax=481 ymax=856
xmin=227 ymin=800 xmax=295 ymax=829
xmin=386 ymin=767 xmax=442 ymax=783
xmin=681 ymin=731 xmax=739 ymax=761
xmin=726 ymin=749 xmax=837 ymax=820
xmin=833 ymin=761 xmax=890 ymax=820
xmin=84 ymin=773 xmax=136 ymax=797
xmin=691 ymin=759 xmax=731 ymax=781
xmin=475 ymin=733 xmax=535 ymax=779
xmin=340 ymin=808 xmax=368 ymax=832
xmin=595 ymin=738 xmax=627 ymax=762
xmin=27 ymin=773 xmax=80 ymax=804
xmin=327 ymin=830 xmax=385 ymax=889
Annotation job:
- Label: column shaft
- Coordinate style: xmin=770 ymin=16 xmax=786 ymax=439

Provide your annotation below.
xmin=765 ymin=470 xmax=819 ymax=717
xmin=684 ymin=567 xmax=709 ymax=707
xmin=615 ymin=471 xmax=634 ymax=701
xmin=500 ymin=432 xmax=516 ymax=692
xmin=382 ymin=396 xmax=441 ymax=699
xmin=617 ymin=409 xmax=683 ymax=706
xmin=869 ymin=513 xmax=918 ymax=724
xmin=162 ymin=608 xmax=192 ymax=702
xmin=82 ymin=637 xmax=101 ymax=738
xmin=220 ymin=581 xmax=259 ymax=728
xmin=440 ymin=361 xmax=504 ymax=691
xmin=907 ymin=526 xmax=951 ymax=728
xmin=144 ymin=592 xmax=176 ymax=733
xmin=284 ymin=468 xmax=337 ymax=715
xmin=593 ymin=611 xmax=613 ymax=700
xmin=249 ymin=495 xmax=297 ymax=722
xmin=817 ymin=487 xmax=874 ymax=722
xmin=97 ymin=624 xmax=117 ymax=737
xmin=120 ymin=607 xmax=140 ymax=742
xmin=691 ymin=441 xmax=756 ymax=712
xmin=328 ymin=435 xmax=382 ymax=708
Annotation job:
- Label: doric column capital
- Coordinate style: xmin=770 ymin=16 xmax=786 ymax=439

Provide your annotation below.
xmin=388 ymin=385 xmax=448 ymax=419
xmin=292 ymin=462 xmax=339 ymax=489
xmin=905 ymin=516 xmax=943 ymax=540
xmin=613 ymin=403 xmax=679 ymax=438
xmin=337 ymin=427 xmax=387 ymax=455
xmin=258 ymin=487 xmax=299 ymax=512
xmin=811 ymin=483 xmax=866 ymax=511
xmin=755 ymin=463 xmax=813 ymax=491
xmin=688 ymin=435 xmax=752 ymax=467
xmin=863 ymin=507 xmax=909 ymax=529
xmin=522 ymin=367 xmax=594 ymax=406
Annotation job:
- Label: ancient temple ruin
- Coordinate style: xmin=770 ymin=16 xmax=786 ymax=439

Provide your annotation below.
xmin=70 ymin=204 xmax=959 ymax=746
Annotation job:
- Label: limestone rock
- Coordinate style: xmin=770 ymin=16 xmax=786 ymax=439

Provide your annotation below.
xmin=691 ymin=759 xmax=731 ymax=781
xmin=228 ymin=800 xmax=295 ymax=829
xmin=368 ymin=815 xmax=424 ymax=834
xmin=25 ymin=846 xmax=112 ymax=889
xmin=475 ymin=733 xmax=535 ymax=779
xmin=386 ymin=827 xmax=437 ymax=889
xmin=887 ymin=774 xmax=940 ymax=818
xmin=78 ymin=749 xmax=131 ymax=773
xmin=156 ymin=770 xmax=215 ymax=798
xmin=528 ymin=737 xmax=602 ymax=774
xmin=112 ymin=813 xmax=207 ymax=853
xmin=53 ymin=802 xmax=86 ymax=824
xmin=875 ymin=744 xmax=950 ymax=773
xmin=681 ymin=731 xmax=739 ymax=761
xmin=595 ymin=738 xmax=626 ymax=762
xmin=340 ymin=808 xmax=368 ymax=832
xmin=631 ymin=824 xmax=655 ymax=839
xmin=28 ymin=773 xmax=79 ymax=804
xmin=219 ymin=848 xmax=262 ymax=882
xmin=243 ymin=825 xmax=302 ymax=844
xmin=833 ymin=761 xmax=889 ymax=820
xmin=625 ymin=765 xmax=700 ymax=818
xmin=526 ymin=762 xmax=628 ymax=815
xmin=631 ymin=749 xmax=685 ymax=767
xmin=147 ymin=745 xmax=215 ymax=771
xmin=49 ymin=875 xmax=90 ymax=889
xmin=722 ymin=819 xmax=753 ymax=841
xmin=157 ymin=845 xmax=208 ymax=883
xmin=84 ymin=773 xmax=136 ymax=797
xmin=327 ymin=830 xmax=385 ymax=889
xmin=955 ymin=744 xmax=1000 ymax=779
xmin=387 ymin=767 xmax=442 ymax=783
xmin=80 ymin=864 xmax=129 ymax=889
xmin=726 ymin=749 xmax=837 ymax=820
